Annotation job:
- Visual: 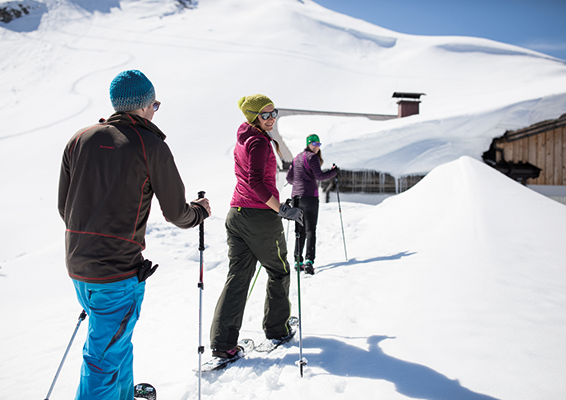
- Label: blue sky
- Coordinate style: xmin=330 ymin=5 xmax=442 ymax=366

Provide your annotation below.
xmin=313 ymin=0 xmax=566 ymax=60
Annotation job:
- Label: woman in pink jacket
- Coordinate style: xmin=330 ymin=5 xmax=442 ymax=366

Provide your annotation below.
xmin=209 ymin=94 xmax=303 ymax=360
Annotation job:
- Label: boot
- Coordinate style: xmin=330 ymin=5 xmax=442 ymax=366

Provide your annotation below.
xmin=304 ymin=260 xmax=315 ymax=275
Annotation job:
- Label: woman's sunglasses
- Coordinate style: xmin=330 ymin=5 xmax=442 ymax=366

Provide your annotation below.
xmin=153 ymin=101 xmax=161 ymax=112
xmin=310 ymin=142 xmax=321 ymax=147
xmin=248 ymin=108 xmax=278 ymax=120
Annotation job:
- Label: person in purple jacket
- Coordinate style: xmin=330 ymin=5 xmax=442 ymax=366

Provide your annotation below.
xmin=209 ymin=94 xmax=303 ymax=360
xmin=286 ymin=134 xmax=339 ymax=274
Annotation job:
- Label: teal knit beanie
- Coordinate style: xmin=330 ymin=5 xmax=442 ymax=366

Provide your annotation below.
xmin=110 ymin=70 xmax=155 ymax=112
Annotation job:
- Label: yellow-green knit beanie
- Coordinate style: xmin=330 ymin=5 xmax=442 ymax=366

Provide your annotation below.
xmin=237 ymin=94 xmax=274 ymax=123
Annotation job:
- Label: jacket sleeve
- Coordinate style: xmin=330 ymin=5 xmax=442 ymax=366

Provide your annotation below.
xmin=286 ymin=158 xmax=294 ymax=185
xmin=149 ymin=142 xmax=208 ymax=229
xmin=308 ymin=153 xmax=337 ymax=181
xmin=57 ymin=146 xmax=71 ymax=221
xmin=246 ymin=136 xmax=273 ymax=203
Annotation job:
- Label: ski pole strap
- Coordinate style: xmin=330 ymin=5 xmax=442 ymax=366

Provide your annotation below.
xmin=137 ymin=259 xmax=159 ymax=282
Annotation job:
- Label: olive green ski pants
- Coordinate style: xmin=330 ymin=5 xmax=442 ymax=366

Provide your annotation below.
xmin=210 ymin=207 xmax=292 ymax=351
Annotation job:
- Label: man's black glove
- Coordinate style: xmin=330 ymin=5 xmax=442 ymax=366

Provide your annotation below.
xmin=138 ymin=259 xmax=159 ymax=283
xmin=278 ymin=201 xmax=304 ymax=226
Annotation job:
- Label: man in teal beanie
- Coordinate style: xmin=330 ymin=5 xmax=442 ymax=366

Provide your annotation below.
xmin=58 ymin=69 xmax=211 ymax=400
xmin=109 ymin=70 xmax=156 ymax=112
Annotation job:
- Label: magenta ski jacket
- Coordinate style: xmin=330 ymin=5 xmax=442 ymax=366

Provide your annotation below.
xmin=230 ymin=122 xmax=279 ymax=209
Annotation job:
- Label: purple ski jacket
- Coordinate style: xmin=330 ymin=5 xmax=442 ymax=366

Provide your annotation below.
xmin=230 ymin=122 xmax=279 ymax=209
xmin=286 ymin=149 xmax=337 ymax=197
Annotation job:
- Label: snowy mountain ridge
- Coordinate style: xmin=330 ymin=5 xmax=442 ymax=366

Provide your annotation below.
xmin=4 ymin=0 xmax=565 ymax=176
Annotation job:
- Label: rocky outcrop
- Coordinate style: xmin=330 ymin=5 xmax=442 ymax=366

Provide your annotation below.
xmin=0 ymin=3 xmax=32 ymax=23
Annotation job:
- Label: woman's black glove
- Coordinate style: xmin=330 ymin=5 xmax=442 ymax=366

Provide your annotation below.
xmin=278 ymin=201 xmax=304 ymax=226
xmin=332 ymin=164 xmax=341 ymax=177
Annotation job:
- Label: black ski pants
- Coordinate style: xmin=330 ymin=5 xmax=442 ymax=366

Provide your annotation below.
xmin=210 ymin=207 xmax=291 ymax=352
xmin=293 ymin=196 xmax=319 ymax=263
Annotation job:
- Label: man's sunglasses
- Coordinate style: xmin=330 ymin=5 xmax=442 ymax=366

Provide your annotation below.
xmin=247 ymin=108 xmax=278 ymax=120
xmin=153 ymin=101 xmax=161 ymax=112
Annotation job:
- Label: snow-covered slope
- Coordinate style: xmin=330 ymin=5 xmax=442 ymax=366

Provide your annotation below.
xmin=1 ymin=0 xmax=565 ymax=262
xmin=1 ymin=1 xmax=566 ymax=399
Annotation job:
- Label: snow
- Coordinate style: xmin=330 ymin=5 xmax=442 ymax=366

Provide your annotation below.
xmin=1 ymin=0 xmax=566 ymax=399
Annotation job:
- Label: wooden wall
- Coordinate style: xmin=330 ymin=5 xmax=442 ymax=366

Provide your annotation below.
xmin=320 ymin=170 xmax=425 ymax=195
xmin=496 ymin=125 xmax=566 ymax=185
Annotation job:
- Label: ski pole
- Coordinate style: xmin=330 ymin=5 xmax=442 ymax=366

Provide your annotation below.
xmin=334 ymin=165 xmax=348 ymax=261
xmin=293 ymin=199 xmax=307 ymax=377
xmin=197 ymin=191 xmax=205 ymax=400
xmin=285 ymin=198 xmax=292 ymax=245
xmin=247 ymin=265 xmax=262 ymax=301
xmin=295 ymin=222 xmax=307 ymax=378
xmin=44 ymin=309 xmax=87 ymax=400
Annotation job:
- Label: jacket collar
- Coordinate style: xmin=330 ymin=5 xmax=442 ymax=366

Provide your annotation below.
xmin=105 ymin=112 xmax=166 ymax=140
xmin=237 ymin=122 xmax=270 ymax=145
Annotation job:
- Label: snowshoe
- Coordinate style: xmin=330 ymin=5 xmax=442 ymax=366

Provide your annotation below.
xmin=304 ymin=260 xmax=315 ymax=275
xmin=199 ymin=338 xmax=255 ymax=373
xmin=255 ymin=316 xmax=299 ymax=352
xmin=134 ymin=383 xmax=156 ymax=400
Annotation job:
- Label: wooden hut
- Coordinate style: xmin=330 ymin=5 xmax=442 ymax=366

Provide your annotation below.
xmin=482 ymin=113 xmax=566 ymax=185
xmin=271 ymin=101 xmax=426 ymax=201
xmin=319 ymin=171 xmax=425 ymax=203
xmin=270 ymin=107 xmax=397 ymax=170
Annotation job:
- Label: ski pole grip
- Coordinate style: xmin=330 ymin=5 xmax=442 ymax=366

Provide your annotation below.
xmin=198 ymin=191 xmax=205 ymax=251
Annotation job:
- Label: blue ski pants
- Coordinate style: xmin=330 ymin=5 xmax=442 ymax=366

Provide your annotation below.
xmin=73 ymin=276 xmax=145 ymax=400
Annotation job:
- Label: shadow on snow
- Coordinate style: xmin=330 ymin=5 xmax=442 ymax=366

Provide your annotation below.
xmin=316 ymin=251 xmax=416 ymax=273
xmin=288 ymin=335 xmax=500 ymax=400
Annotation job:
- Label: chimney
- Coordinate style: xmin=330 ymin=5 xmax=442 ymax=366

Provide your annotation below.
xmin=392 ymin=92 xmax=425 ymax=118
